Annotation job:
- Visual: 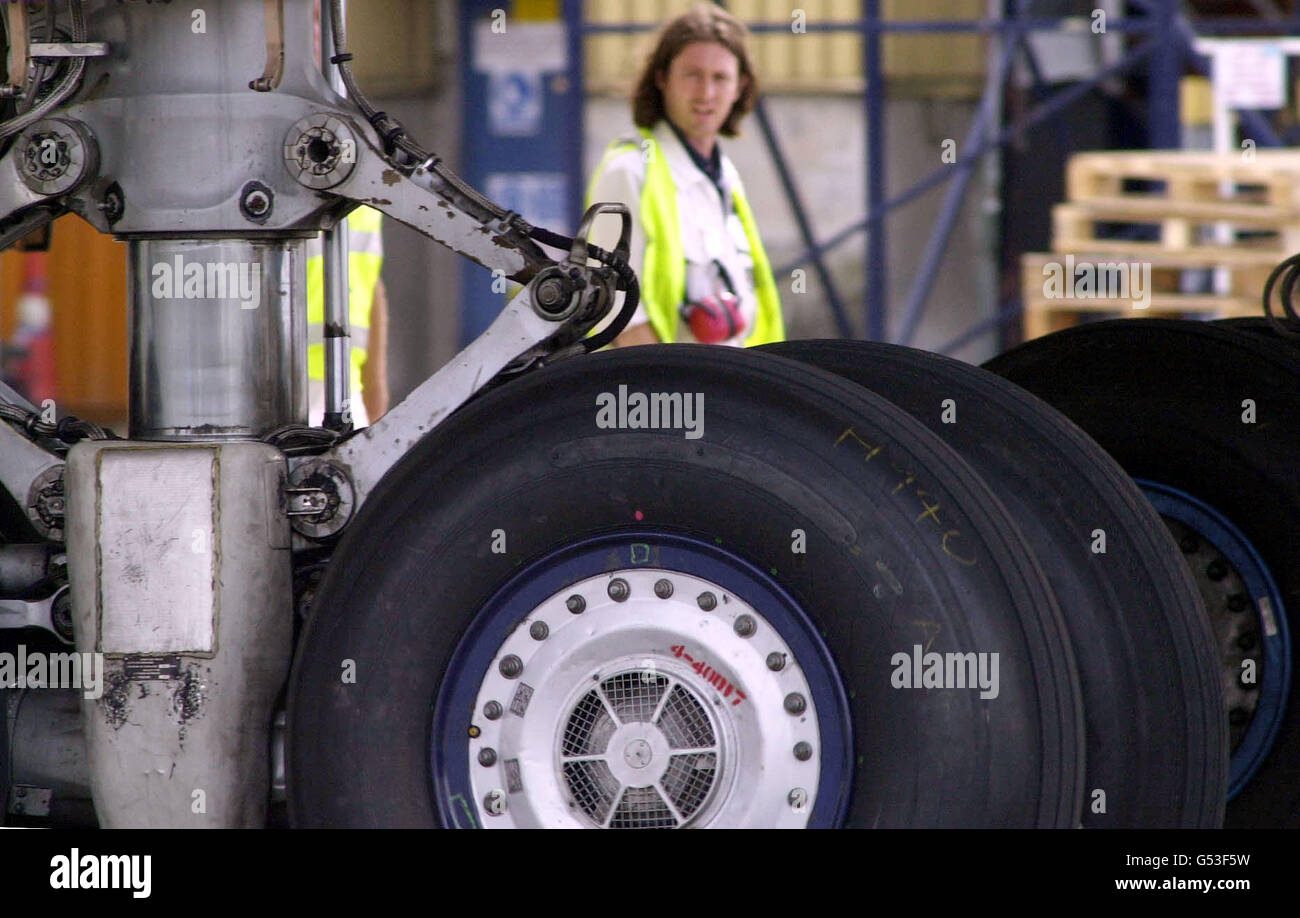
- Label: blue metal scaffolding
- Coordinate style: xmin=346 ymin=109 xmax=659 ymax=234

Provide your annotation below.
xmin=559 ymin=1 xmax=1300 ymax=353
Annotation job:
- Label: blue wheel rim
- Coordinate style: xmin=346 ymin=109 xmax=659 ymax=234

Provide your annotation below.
xmin=430 ymin=530 xmax=853 ymax=828
xmin=1138 ymin=479 xmax=1292 ymax=800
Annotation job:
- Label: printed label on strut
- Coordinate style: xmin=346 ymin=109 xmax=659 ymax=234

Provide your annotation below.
xmin=123 ymin=654 xmax=182 ymax=681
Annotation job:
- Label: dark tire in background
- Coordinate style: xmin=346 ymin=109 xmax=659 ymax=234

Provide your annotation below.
xmin=1216 ymin=317 xmax=1295 ymax=342
xmin=763 ymin=339 xmax=1226 ymax=827
xmin=0 ymin=686 xmax=8 ymax=824
xmin=288 ymin=345 xmax=1084 ymax=828
xmin=986 ymin=319 xmax=1297 ymax=828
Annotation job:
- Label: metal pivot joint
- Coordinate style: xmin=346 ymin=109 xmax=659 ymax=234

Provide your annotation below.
xmin=15 ymin=118 xmax=97 ymax=197
xmin=285 ymin=459 xmax=354 ymax=540
xmin=283 ymin=114 xmax=358 ymax=191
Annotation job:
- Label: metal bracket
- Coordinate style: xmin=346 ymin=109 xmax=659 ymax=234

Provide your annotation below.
xmin=285 ymin=459 xmax=355 ymax=541
xmin=0 ymin=421 xmax=65 ymax=542
xmin=0 ymin=117 xmax=98 ymax=250
xmin=29 ymin=42 xmax=110 ymax=59
xmin=7 ymin=785 xmax=53 ymax=818
xmin=249 ymin=0 xmax=285 ymax=92
xmin=568 ymin=201 xmax=632 ymax=268
xmin=0 ymin=586 xmax=71 ymax=643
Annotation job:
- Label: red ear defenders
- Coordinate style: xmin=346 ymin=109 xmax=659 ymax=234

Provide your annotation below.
xmin=680 ymin=259 xmax=746 ymax=343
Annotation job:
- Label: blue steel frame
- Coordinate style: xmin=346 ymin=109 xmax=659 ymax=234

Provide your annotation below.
xmin=561 ymin=1 xmax=1300 ymax=353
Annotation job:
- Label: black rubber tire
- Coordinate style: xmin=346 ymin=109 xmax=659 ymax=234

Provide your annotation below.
xmin=1216 ymin=316 xmax=1297 ymax=342
xmin=763 ymin=340 xmax=1226 ymax=827
xmin=0 ymin=688 xmax=8 ymax=825
xmin=985 ymin=319 xmax=1300 ymax=828
xmin=287 ymin=345 xmax=1084 ymax=828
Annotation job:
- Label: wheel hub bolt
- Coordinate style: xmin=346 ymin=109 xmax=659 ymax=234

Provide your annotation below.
xmin=244 ymin=189 xmax=270 ymax=217
xmin=608 ymin=578 xmax=630 ymax=602
xmin=483 ymin=701 xmax=503 ymax=720
xmin=478 ymin=747 xmax=498 ymax=767
xmin=734 ymin=614 xmax=756 ymax=637
xmin=697 ymin=591 xmax=717 ymax=611
xmin=1206 ymin=560 xmax=1229 ymax=581
xmin=654 ymin=579 xmax=674 ymax=599
xmin=566 ymin=594 xmax=586 ymax=614
xmin=499 ymin=654 xmax=523 ymax=679
xmin=1227 ymin=593 xmax=1249 ymax=613
xmin=784 ymin=692 xmax=807 ymax=715
xmin=1237 ymin=632 xmax=1258 ymax=652
xmin=766 ymin=652 xmax=786 ymax=672
xmin=793 ymin=741 xmax=812 ymax=761
xmin=536 ymin=277 xmax=566 ymax=309
xmin=1229 ymin=707 xmax=1249 ymax=727
xmin=239 ymin=181 xmax=275 ymax=221
xmin=530 ymin=621 xmax=549 ymax=641
xmin=483 ymin=789 xmax=507 ymax=816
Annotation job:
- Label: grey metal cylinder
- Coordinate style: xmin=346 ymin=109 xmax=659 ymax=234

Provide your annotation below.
xmin=9 ymin=688 xmax=91 ymax=805
xmin=0 ymin=544 xmax=55 ymax=593
xmin=128 ymin=238 xmax=307 ymax=440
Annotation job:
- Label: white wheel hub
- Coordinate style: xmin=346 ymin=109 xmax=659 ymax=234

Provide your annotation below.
xmin=467 ymin=568 xmax=822 ymax=828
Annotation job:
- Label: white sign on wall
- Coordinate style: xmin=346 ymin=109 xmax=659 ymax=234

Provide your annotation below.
xmin=1218 ymin=41 xmax=1286 ymax=111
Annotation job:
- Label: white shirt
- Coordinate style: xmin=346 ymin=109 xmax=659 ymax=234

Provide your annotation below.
xmin=587 ymin=120 xmax=758 ymax=346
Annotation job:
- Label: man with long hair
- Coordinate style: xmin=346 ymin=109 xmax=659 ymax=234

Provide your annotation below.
xmin=587 ymin=3 xmax=784 ymax=348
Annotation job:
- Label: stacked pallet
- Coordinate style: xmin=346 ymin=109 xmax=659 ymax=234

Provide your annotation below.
xmin=1020 ymin=150 xmax=1300 ymax=340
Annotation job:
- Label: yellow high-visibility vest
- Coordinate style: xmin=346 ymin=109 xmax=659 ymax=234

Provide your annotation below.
xmin=306 ymin=206 xmax=384 ymax=391
xmin=586 ymin=125 xmax=784 ymax=346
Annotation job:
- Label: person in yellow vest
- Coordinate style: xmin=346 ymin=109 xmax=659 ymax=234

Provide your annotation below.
xmin=586 ymin=3 xmax=783 ymax=348
xmin=305 ymin=205 xmax=389 ymax=426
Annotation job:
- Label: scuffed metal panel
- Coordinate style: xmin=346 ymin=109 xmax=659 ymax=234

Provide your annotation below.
xmin=97 ymin=448 xmax=218 ymax=655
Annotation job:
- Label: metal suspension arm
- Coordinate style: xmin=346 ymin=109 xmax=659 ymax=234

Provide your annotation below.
xmin=307 ymin=121 xmax=555 ymax=284
xmin=282 ymin=121 xmax=635 ymax=527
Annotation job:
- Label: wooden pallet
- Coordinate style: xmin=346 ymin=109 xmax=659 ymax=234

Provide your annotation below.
xmin=1052 ymin=201 xmax=1300 ymax=258
xmin=1024 ymin=252 xmax=1275 ymax=294
xmin=1067 ymin=150 xmax=1300 ymax=210
xmin=1020 ymin=252 xmax=1262 ymax=341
